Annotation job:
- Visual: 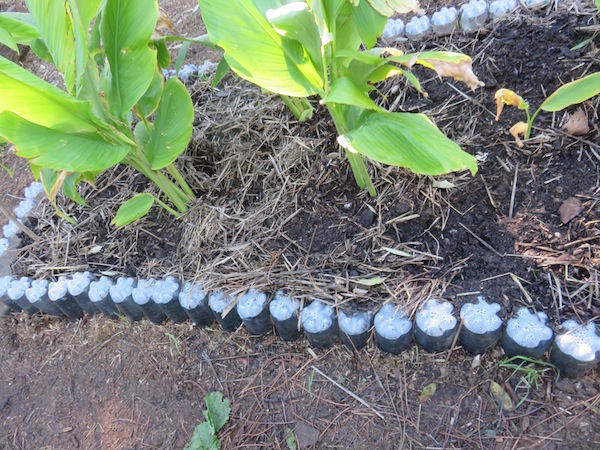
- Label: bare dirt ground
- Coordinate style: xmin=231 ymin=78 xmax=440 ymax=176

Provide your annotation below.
xmin=1 ymin=1 xmax=600 ymax=449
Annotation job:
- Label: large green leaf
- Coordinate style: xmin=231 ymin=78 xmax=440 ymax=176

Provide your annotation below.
xmin=111 ymin=193 xmax=155 ymax=226
xmin=0 ymin=56 xmax=97 ymax=133
xmin=349 ymin=0 xmax=387 ymax=49
xmin=0 ymin=26 xmax=17 ymax=52
xmin=266 ymin=1 xmax=323 ymax=73
xmin=199 ymin=0 xmax=324 ymax=97
xmin=0 ymin=12 xmax=40 ymax=51
xmin=324 ymin=76 xmax=383 ymax=111
xmin=101 ymin=0 xmax=158 ymax=118
xmin=145 ymin=78 xmax=194 ymax=170
xmin=541 ymin=72 xmax=600 ymax=112
xmin=66 ymin=0 xmax=103 ymax=97
xmin=0 ymin=111 xmax=130 ymax=172
xmin=337 ymin=111 xmax=478 ymax=175
xmin=26 ymin=0 xmax=77 ymax=93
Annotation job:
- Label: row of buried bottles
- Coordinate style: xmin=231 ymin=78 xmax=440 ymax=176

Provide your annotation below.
xmin=1 ymin=272 xmax=599 ymax=378
xmin=382 ymin=0 xmax=549 ymax=41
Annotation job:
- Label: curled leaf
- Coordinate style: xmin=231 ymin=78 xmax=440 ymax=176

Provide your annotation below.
xmin=509 ymin=121 xmax=528 ymax=148
xmin=419 ymin=54 xmax=484 ymax=91
xmin=495 ymin=89 xmax=528 ymax=120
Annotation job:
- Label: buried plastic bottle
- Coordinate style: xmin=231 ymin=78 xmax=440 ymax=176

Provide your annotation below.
xmin=48 ymin=276 xmax=83 ymax=320
xmin=26 ymin=279 xmax=63 ymax=316
xmin=132 ymin=278 xmax=167 ymax=325
xmin=7 ymin=276 xmax=37 ymax=314
xmin=374 ymin=303 xmax=413 ymax=355
xmin=209 ymin=290 xmax=242 ymax=332
xmin=502 ymin=308 xmax=553 ymax=360
xmin=152 ymin=276 xmax=187 ymax=323
xmin=415 ymin=298 xmax=458 ymax=353
xmin=179 ymin=282 xmax=214 ymax=328
xmin=269 ymin=292 xmax=301 ymax=341
xmin=550 ymin=320 xmax=600 ymax=378
xmin=67 ymin=271 xmax=100 ymax=314
xmin=459 ymin=297 xmax=503 ymax=355
xmin=338 ymin=308 xmax=373 ymax=351
xmin=0 ymin=275 xmax=22 ymax=312
xmin=460 ymin=0 xmax=489 ymax=32
xmin=237 ymin=289 xmax=272 ymax=336
xmin=109 ymin=277 xmax=144 ymax=321
xmin=301 ymin=300 xmax=338 ymax=349
xmin=431 ymin=6 xmax=458 ymax=36
xmin=88 ymin=276 xmax=118 ymax=317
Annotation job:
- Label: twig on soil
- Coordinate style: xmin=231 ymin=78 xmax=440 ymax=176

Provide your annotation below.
xmin=0 ymin=198 xmax=40 ymax=241
xmin=509 ymin=163 xmax=518 ymax=219
xmin=202 ymin=350 xmax=224 ymax=391
xmin=310 ymin=365 xmax=385 ymax=420
xmin=459 ymin=222 xmax=502 ymax=256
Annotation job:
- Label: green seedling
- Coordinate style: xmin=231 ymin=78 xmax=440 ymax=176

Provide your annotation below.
xmin=198 ymin=0 xmax=480 ymax=197
xmin=495 ymin=72 xmax=600 ymax=145
xmin=165 ymin=332 xmax=182 ymax=356
xmin=498 ymin=355 xmax=558 ymax=409
xmin=307 ymin=367 xmax=315 ymax=393
xmin=184 ymin=391 xmax=231 ymax=450
xmin=0 ymin=0 xmax=195 ymax=225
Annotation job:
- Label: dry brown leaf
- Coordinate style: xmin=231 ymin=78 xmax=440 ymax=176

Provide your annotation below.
xmin=153 ymin=7 xmax=174 ymax=39
xmin=421 ymin=57 xmax=484 ymax=91
xmin=562 ymin=108 xmax=590 ymax=136
xmin=509 ymin=121 xmax=528 ymax=148
xmin=559 ymin=197 xmax=582 ymax=223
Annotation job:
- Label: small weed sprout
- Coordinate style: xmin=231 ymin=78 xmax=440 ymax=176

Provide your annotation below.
xmin=498 ymin=356 xmax=558 ymax=409
xmin=165 ymin=332 xmax=182 ymax=357
xmin=184 ymin=391 xmax=231 ymax=450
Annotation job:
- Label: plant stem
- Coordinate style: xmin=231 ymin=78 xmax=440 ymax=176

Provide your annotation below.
xmin=166 ymin=164 xmax=194 ymax=198
xmin=125 ymin=154 xmax=189 ymax=213
xmin=280 ymin=95 xmax=303 ymax=120
xmin=526 ymin=108 xmax=541 ymax=140
xmin=154 ymin=196 xmax=182 ymax=217
xmin=353 ymin=153 xmax=377 ymax=197
xmin=281 ymin=95 xmax=313 ymax=121
xmin=327 ymin=104 xmax=378 ymax=196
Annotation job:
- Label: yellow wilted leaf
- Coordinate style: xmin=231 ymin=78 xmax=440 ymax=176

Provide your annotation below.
xmin=490 ymin=381 xmax=514 ymax=411
xmin=495 ymin=89 xmax=528 ymax=120
xmin=509 ymin=121 xmax=528 ymax=148
xmin=420 ymin=56 xmax=484 ymax=91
